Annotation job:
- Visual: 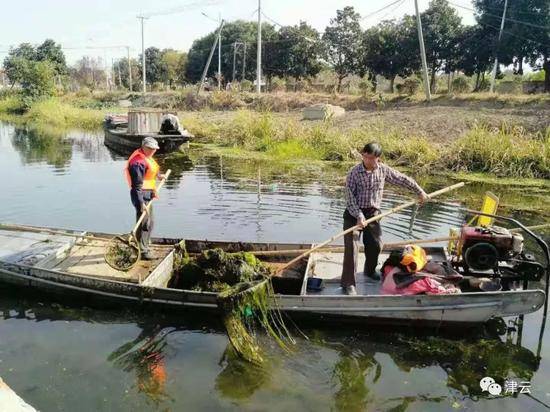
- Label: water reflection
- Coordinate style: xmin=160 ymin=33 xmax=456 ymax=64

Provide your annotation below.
xmin=11 ymin=126 xmax=73 ymax=169
xmin=108 ymin=325 xmax=172 ymax=404
xmin=0 ymin=287 xmax=548 ymax=411
xmin=215 ymin=346 xmax=271 ymax=401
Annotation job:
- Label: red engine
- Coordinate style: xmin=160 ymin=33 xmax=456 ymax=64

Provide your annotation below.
xmin=459 ymin=225 xmax=524 ymax=271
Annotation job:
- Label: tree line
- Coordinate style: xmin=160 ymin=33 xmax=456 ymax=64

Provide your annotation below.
xmin=3 ymin=0 xmax=549 ymax=100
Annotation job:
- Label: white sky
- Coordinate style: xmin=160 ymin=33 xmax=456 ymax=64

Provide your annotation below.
xmin=0 ymin=0 xmax=476 ymax=65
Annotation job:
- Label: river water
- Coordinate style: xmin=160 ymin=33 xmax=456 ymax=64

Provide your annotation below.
xmin=0 ymin=122 xmax=548 ymax=411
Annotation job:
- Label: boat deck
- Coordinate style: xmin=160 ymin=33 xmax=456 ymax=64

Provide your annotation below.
xmin=41 ymin=239 xmax=168 ymax=283
xmin=0 ymin=228 xmax=170 ymax=283
xmin=304 ymin=248 xmax=448 ymax=296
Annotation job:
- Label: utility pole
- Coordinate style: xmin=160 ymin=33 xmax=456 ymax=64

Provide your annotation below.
xmin=198 ymin=20 xmax=225 ymax=95
xmin=111 ymin=57 xmax=115 ymax=90
xmin=256 ymin=0 xmax=262 ymax=94
xmin=117 ymin=61 xmax=122 ymax=89
xmin=414 ymin=0 xmax=431 ymax=101
xmin=218 ymin=12 xmax=222 ymax=90
xmin=232 ymin=42 xmax=244 ymax=82
xmin=232 ymin=42 xmax=238 ymax=82
xmin=138 ymin=16 xmax=148 ymax=93
xmin=202 ymin=12 xmax=223 ymax=90
xmin=242 ymin=42 xmax=247 ymax=81
xmin=126 ymin=46 xmax=133 ymax=92
xmin=490 ymin=0 xmax=508 ymax=93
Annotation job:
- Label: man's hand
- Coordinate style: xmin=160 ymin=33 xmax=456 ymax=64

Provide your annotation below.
xmin=418 ymin=192 xmax=429 ymax=205
xmin=158 ymin=173 xmax=166 ymax=180
xmin=356 ymin=217 xmax=368 ymax=228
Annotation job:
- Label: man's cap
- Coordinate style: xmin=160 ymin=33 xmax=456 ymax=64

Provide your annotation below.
xmin=142 ymin=136 xmax=159 ymax=150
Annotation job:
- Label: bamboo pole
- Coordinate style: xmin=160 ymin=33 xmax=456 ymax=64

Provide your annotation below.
xmin=273 ymin=182 xmax=465 ymax=275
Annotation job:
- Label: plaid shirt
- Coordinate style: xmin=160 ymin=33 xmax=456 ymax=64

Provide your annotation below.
xmin=345 ymin=162 xmax=426 ymax=220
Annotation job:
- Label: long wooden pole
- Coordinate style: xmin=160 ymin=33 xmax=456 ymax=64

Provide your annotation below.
xmin=131 ymin=169 xmax=171 ymax=237
xmin=274 ymin=182 xmax=465 ymax=275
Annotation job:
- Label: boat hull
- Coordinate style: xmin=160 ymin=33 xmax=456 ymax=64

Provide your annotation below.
xmin=0 ymin=260 xmax=544 ymax=326
xmin=104 ymin=128 xmax=191 ymax=154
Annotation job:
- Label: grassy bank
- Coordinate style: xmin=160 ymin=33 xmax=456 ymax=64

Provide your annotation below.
xmin=181 ymin=110 xmax=549 ymax=179
xmin=0 ymin=93 xmax=123 ymax=130
xmin=1 ymin=91 xmax=548 ymax=179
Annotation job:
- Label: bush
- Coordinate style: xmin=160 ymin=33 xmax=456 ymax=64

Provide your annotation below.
xmin=295 ymin=79 xmax=312 ymax=92
xmin=19 ymin=60 xmax=56 ymax=108
xmin=76 ymin=87 xmax=92 ymax=98
xmin=151 ymin=82 xmax=165 ymax=92
xmin=209 ymin=91 xmax=245 ymax=110
xmin=358 ymin=80 xmax=372 ymax=96
xmin=240 ymin=79 xmax=253 ymax=92
xmin=476 ymin=77 xmax=490 ymax=92
xmin=270 ymin=77 xmax=286 ymax=92
xmin=448 ymin=124 xmax=549 ymax=178
xmin=451 ymin=77 xmax=471 ymax=93
xmin=0 ymin=93 xmax=24 ymax=114
xmin=397 ymin=78 xmax=421 ymax=96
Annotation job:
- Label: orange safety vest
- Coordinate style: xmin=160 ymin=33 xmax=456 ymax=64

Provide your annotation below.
xmin=125 ymin=149 xmax=160 ymax=190
xmin=400 ymin=245 xmax=428 ymax=273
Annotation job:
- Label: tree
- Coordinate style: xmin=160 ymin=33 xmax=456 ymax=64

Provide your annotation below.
xmin=176 ymin=53 xmax=188 ymax=85
xmin=161 ymin=49 xmax=186 ymax=88
xmin=71 ymin=56 xmax=107 ymax=91
xmin=3 ymin=43 xmax=37 ymax=86
xmin=185 ymin=20 xmax=277 ymax=84
xmin=322 ymin=6 xmax=363 ymax=92
xmin=36 ymin=39 xmax=67 ymax=76
xmin=269 ymin=22 xmax=322 ymax=81
xmin=3 ymin=41 xmax=67 ymax=87
xmin=362 ymin=17 xmax=419 ymax=93
xmin=139 ymin=47 xmax=168 ymax=87
xmin=456 ymin=25 xmax=493 ymax=91
xmin=421 ymin=0 xmax=463 ymax=92
xmin=474 ymin=0 xmax=550 ymax=91
xmin=113 ymin=57 xmax=140 ymax=90
xmin=19 ymin=61 xmax=56 ymax=106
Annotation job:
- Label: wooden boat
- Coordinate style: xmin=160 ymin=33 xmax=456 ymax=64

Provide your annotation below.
xmin=104 ymin=113 xmax=128 ymax=130
xmin=104 ymin=128 xmax=192 ymax=154
xmin=0 ymin=224 xmax=546 ymax=326
xmin=0 ymin=377 xmax=37 ymax=412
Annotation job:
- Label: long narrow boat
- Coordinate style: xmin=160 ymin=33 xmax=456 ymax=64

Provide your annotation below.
xmin=104 ymin=128 xmax=192 ymax=154
xmin=0 ymin=224 xmax=546 ymax=326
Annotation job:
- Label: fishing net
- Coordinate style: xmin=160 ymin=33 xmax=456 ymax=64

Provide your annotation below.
xmin=105 ymin=236 xmax=140 ymax=271
xmin=172 ymin=245 xmax=295 ymax=364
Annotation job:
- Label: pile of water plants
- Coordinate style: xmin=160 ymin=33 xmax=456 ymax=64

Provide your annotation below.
xmin=172 ymin=244 xmax=295 ymax=364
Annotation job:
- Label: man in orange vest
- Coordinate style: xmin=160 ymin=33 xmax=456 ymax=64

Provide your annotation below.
xmin=125 ymin=137 xmax=164 ymax=260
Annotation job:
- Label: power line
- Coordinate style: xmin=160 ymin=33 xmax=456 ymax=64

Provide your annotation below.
xmin=449 ymin=1 xmax=550 ymax=30
xmin=479 ymin=20 xmax=549 ymax=47
xmin=139 ymin=0 xmax=220 ymax=18
xmin=451 ymin=0 xmax=548 ymax=17
xmin=261 ymin=11 xmax=284 ymax=28
xmin=378 ymin=0 xmax=406 ymax=21
xmin=360 ymin=0 xmax=404 ymax=20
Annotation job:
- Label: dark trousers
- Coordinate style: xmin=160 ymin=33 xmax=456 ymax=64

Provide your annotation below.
xmin=131 ymin=190 xmax=154 ymax=254
xmin=341 ymin=208 xmax=382 ymax=287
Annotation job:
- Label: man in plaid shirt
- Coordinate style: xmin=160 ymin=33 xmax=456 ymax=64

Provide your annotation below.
xmin=342 ymin=142 xmax=428 ymax=295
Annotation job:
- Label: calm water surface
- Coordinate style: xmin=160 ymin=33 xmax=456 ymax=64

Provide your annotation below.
xmin=0 ymin=122 xmax=548 ymax=411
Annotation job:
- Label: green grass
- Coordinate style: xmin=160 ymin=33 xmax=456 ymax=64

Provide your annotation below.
xmin=0 ymin=93 xmax=124 ymax=130
xmin=447 ymin=124 xmax=549 ymax=178
xmin=25 ymin=98 xmax=115 ymax=130
xmin=0 ymin=94 xmax=24 ymax=114
xmin=182 ymin=109 xmax=549 ymax=179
